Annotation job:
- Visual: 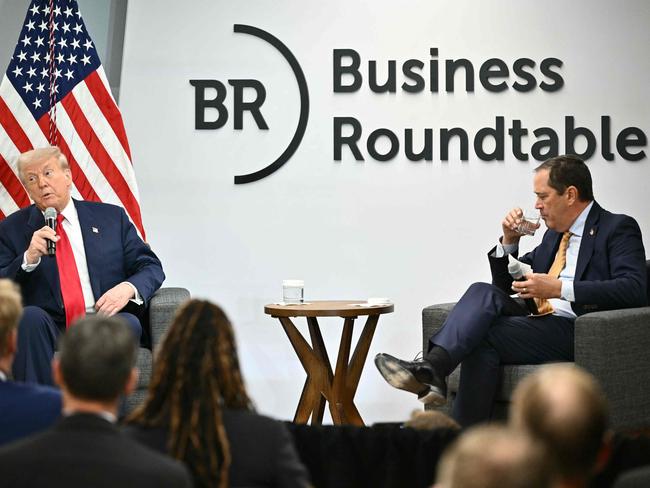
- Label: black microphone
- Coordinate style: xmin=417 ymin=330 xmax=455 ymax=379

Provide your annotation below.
xmin=508 ymin=259 xmax=538 ymax=315
xmin=44 ymin=207 xmax=57 ymax=256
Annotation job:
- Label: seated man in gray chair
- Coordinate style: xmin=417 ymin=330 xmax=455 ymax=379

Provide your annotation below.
xmin=375 ymin=154 xmax=647 ymax=426
xmin=0 ymin=147 xmax=164 ymax=386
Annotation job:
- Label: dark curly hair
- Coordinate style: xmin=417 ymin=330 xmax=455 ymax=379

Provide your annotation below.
xmin=127 ymin=299 xmax=253 ymax=488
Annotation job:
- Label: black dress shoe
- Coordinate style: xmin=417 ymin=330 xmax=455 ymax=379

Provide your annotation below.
xmin=374 ymin=353 xmax=447 ymax=406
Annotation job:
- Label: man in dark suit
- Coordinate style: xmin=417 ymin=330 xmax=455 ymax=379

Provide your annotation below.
xmin=376 ymin=155 xmax=647 ymax=426
xmin=0 ymin=315 xmax=192 ymax=488
xmin=0 ymin=279 xmax=61 ymax=446
xmin=0 ymin=146 xmax=164 ymax=384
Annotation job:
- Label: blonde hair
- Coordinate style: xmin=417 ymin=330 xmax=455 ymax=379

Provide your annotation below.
xmin=17 ymin=146 xmax=69 ymax=182
xmin=0 ymin=280 xmax=23 ymax=356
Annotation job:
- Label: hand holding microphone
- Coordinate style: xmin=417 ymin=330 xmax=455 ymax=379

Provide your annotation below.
xmin=44 ymin=207 xmax=57 ymax=256
xmin=24 ymin=207 xmax=59 ymax=264
xmin=508 ymin=259 xmax=539 ymax=315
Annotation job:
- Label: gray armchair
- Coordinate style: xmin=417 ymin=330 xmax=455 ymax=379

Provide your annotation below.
xmin=125 ymin=287 xmax=190 ymax=412
xmin=422 ymin=261 xmax=650 ymax=430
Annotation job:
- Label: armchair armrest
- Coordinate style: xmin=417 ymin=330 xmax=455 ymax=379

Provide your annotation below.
xmin=422 ymin=303 xmax=456 ymax=353
xmin=149 ymin=287 xmax=190 ymax=349
xmin=575 ymin=306 xmax=650 ymax=429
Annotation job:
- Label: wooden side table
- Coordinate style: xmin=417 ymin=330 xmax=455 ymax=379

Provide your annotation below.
xmin=264 ymin=300 xmax=394 ymax=426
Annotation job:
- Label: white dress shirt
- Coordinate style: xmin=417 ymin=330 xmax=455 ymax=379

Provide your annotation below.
xmin=21 ymin=199 xmax=141 ymax=312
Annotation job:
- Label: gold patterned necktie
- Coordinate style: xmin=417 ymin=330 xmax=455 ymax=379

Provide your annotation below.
xmin=534 ymin=231 xmax=572 ymax=316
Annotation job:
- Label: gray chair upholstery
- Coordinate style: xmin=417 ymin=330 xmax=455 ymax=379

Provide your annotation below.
xmin=422 ymin=261 xmax=650 ymax=430
xmin=126 ymin=287 xmax=190 ymax=411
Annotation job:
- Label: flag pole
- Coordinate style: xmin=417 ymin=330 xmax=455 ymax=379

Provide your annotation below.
xmin=47 ymin=0 xmax=57 ymax=146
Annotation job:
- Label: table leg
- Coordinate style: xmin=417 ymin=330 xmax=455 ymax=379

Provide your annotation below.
xmin=330 ymin=317 xmax=354 ymax=424
xmin=307 ymin=317 xmax=332 ymax=425
xmin=338 ymin=314 xmax=380 ymax=426
xmin=279 ymin=317 xmax=331 ymax=424
xmin=294 ymin=377 xmax=322 ymax=424
xmin=278 ymin=312 xmax=383 ymax=426
xmin=347 ymin=314 xmax=379 ymax=398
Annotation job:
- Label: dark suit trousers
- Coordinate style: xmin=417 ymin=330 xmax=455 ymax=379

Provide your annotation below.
xmin=13 ymin=306 xmax=143 ymax=385
xmin=430 ymin=282 xmax=575 ymax=426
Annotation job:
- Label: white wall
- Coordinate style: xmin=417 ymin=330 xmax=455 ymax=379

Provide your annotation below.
xmin=119 ymin=0 xmax=650 ymax=423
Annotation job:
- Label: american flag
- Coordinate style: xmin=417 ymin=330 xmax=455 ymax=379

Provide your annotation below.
xmin=0 ymin=0 xmax=146 ymax=239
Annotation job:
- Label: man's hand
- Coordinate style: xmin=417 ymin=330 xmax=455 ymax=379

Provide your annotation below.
xmin=25 ymin=226 xmax=59 ymax=264
xmin=95 ymin=282 xmax=135 ymax=316
xmin=512 ymin=273 xmax=562 ymax=299
xmin=501 ymin=207 xmax=527 ymax=245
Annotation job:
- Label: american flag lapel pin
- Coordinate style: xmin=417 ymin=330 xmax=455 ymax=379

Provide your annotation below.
xmin=92 ymin=227 xmax=99 ymax=234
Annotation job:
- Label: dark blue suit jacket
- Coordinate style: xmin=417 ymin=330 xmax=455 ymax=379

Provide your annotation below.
xmin=0 ymin=379 xmax=62 ymax=446
xmin=0 ymin=200 xmax=165 ymax=325
xmin=0 ymin=413 xmax=192 ymax=488
xmin=489 ymin=202 xmax=647 ymax=316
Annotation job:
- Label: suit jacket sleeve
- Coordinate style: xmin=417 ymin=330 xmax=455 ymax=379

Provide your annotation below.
xmin=118 ymin=207 xmax=165 ymax=305
xmin=572 ymin=215 xmax=647 ymax=311
xmin=487 ymin=235 xmax=544 ymax=295
xmin=0 ymin=229 xmax=25 ymax=282
xmin=487 ymin=244 xmax=514 ymax=294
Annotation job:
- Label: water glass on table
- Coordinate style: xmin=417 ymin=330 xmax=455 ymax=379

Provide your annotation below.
xmin=282 ymin=280 xmax=304 ymax=304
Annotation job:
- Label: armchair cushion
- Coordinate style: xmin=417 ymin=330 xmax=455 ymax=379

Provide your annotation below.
xmin=125 ymin=286 xmax=190 ymax=412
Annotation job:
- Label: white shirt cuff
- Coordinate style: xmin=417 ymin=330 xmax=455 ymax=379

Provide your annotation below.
xmin=561 ymin=280 xmax=575 ymax=302
xmin=123 ymin=281 xmax=143 ymax=305
xmin=493 ymin=241 xmax=519 ymax=258
xmin=21 ymin=252 xmax=41 ymax=272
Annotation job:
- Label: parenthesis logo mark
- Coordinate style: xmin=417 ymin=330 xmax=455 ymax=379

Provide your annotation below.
xmin=233 ymin=24 xmax=310 ymax=184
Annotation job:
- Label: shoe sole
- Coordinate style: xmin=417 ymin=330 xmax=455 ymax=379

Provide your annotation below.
xmin=374 ymin=354 xmax=447 ymax=406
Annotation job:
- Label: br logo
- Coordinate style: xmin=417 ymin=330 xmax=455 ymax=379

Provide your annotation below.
xmin=190 ymin=25 xmax=309 ymax=184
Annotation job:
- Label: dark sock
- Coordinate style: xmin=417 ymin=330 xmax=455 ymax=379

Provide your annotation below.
xmin=425 ymin=345 xmax=452 ymax=376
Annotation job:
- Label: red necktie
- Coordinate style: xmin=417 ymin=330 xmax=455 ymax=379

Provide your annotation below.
xmin=55 ymin=214 xmax=85 ymax=327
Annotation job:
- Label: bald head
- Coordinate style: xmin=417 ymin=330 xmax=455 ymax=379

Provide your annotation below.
xmin=510 ymin=364 xmax=609 ymax=480
xmin=436 ymin=425 xmax=551 ymax=488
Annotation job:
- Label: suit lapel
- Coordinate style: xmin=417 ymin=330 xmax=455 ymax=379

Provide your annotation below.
xmin=74 ymin=201 xmax=101 ymax=301
xmin=575 ymin=202 xmax=601 ymax=281
xmin=538 ymin=231 xmax=562 ymax=273
xmin=26 ymin=206 xmax=63 ymax=308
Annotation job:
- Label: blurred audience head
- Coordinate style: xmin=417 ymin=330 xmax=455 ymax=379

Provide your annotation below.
xmin=435 ymin=424 xmax=551 ymax=488
xmin=510 ymin=364 xmax=610 ymax=486
xmin=54 ymin=315 xmax=137 ymax=405
xmin=128 ymin=299 xmax=252 ymax=488
xmin=0 ymin=279 xmax=22 ymax=365
xmin=405 ymin=410 xmax=460 ymax=431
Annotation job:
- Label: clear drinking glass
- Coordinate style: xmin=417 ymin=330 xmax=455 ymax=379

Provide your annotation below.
xmin=282 ymin=280 xmax=304 ymax=304
xmin=516 ymin=209 xmax=540 ymax=236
